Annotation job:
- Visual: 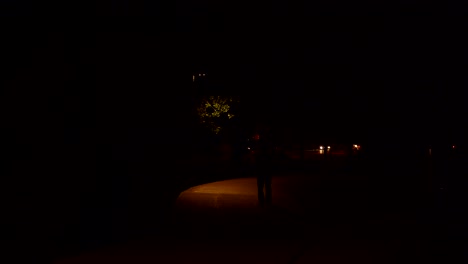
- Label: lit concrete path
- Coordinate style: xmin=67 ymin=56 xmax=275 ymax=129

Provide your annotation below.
xmin=54 ymin=174 xmax=313 ymax=264
xmin=173 ymin=175 xmax=313 ymax=220
xmin=55 ymin=173 xmax=428 ymax=264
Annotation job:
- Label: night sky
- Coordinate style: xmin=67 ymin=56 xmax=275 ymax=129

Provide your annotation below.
xmin=3 ymin=2 xmax=467 ymax=199
xmin=185 ymin=17 xmax=468 ymax=145
xmin=3 ymin=6 xmax=468 ymax=158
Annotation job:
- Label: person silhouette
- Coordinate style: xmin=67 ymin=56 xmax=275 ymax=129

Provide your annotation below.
xmin=251 ymin=122 xmax=275 ymax=207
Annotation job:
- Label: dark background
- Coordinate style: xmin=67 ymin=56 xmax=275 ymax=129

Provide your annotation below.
xmin=3 ymin=3 xmax=468 ymax=263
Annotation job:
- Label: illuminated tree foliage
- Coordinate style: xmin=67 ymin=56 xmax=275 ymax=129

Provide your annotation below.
xmin=197 ymin=96 xmax=239 ymax=134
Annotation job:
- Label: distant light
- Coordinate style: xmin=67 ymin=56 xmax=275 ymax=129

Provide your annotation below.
xmin=327 ymin=146 xmax=330 ymax=149
xmin=453 ymin=145 xmax=456 ymax=149
xmin=193 ymin=75 xmax=195 ymax=82
xmin=319 ymin=146 xmax=323 ymax=150
xmin=202 ymin=73 xmax=206 ymax=76
xmin=247 ymin=147 xmax=250 ymax=150
xmin=199 ymin=73 xmax=201 ymax=77
xmin=353 ymin=144 xmax=358 ymax=148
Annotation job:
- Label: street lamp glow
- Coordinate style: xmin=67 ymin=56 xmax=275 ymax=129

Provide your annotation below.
xmin=319 ymin=146 xmax=323 ymax=150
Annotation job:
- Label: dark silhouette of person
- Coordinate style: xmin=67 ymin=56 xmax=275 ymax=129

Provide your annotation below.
xmin=251 ymin=122 xmax=275 ymax=207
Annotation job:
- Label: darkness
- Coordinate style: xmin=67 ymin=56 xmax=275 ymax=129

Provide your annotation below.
xmin=3 ymin=3 xmax=468 ymax=264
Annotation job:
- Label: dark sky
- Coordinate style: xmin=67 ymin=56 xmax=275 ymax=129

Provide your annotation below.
xmin=3 ymin=7 xmax=468 ymax=148
xmin=182 ymin=16 xmax=468 ymax=143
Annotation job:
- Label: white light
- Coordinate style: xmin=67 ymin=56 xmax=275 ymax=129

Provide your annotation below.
xmin=353 ymin=144 xmax=358 ymax=148
xmin=319 ymin=146 xmax=323 ymax=150
xmin=327 ymin=146 xmax=330 ymax=149
xmin=203 ymin=73 xmax=205 ymax=76
xmin=199 ymin=73 xmax=201 ymax=76
xmin=247 ymin=147 xmax=250 ymax=150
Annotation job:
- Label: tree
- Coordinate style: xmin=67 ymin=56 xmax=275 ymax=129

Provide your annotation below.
xmin=196 ymin=95 xmax=240 ymax=135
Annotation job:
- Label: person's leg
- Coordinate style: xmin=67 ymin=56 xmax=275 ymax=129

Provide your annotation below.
xmin=265 ymin=159 xmax=274 ymax=205
xmin=257 ymin=162 xmax=265 ymax=206
xmin=265 ymin=169 xmax=272 ymax=206
xmin=257 ymin=174 xmax=265 ymax=206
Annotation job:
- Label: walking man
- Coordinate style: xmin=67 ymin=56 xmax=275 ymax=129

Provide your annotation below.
xmin=251 ymin=122 xmax=275 ymax=207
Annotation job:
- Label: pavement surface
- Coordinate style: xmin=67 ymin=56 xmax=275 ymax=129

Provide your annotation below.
xmin=54 ymin=172 xmax=438 ymax=264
